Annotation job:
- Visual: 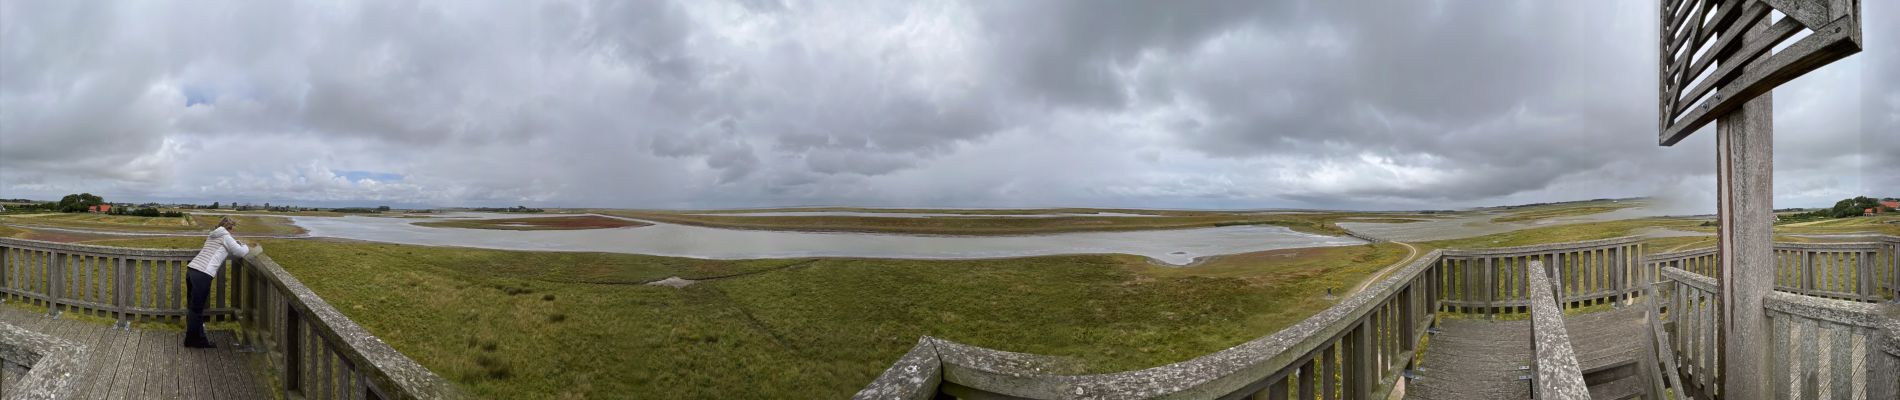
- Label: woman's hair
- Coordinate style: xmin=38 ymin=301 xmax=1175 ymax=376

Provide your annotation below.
xmin=218 ymin=216 xmax=238 ymax=230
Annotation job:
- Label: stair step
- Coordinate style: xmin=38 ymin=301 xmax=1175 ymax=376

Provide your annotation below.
xmin=1588 ymin=374 xmax=1646 ymax=400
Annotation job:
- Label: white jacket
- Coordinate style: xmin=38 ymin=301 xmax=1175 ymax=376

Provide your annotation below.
xmin=187 ymin=226 xmax=250 ymax=277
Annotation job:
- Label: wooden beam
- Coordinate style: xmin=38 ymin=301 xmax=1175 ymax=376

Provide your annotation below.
xmin=1661 ymin=14 xmax=1861 ymax=145
xmin=1715 ymin=13 xmax=1775 ymax=398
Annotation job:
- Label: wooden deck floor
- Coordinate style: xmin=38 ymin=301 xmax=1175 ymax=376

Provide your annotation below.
xmin=1408 ymin=305 xmax=1648 ymax=400
xmin=0 ymin=306 xmax=270 ymax=399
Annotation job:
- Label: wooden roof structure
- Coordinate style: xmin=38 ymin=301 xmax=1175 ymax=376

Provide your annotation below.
xmin=1658 ymin=0 xmax=1863 ymax=146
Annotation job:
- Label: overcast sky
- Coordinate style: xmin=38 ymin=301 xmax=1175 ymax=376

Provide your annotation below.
xmin=1 ymin=1 xmax=1892 ymax=211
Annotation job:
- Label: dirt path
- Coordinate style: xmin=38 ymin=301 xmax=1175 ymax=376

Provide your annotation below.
xmin=1345 ymin=241 xmax=1420 ymax=297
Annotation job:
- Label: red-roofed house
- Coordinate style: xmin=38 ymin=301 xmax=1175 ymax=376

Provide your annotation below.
xmin=88 ymin=204 xmax=111 ymax=213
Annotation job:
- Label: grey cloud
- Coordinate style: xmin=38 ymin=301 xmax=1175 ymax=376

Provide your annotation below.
xmin=0 ymin=0 xmax=1888 ymax=210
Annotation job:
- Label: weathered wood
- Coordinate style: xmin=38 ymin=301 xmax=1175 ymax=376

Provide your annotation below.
xmin=1714 ymin=14 xmax=1776 ymax=395
xmin=1407 ymin=318 xmax=1532 ymax=400
xmin=1527 ymin=261 xmax=1589 ymax=400
xmin=1643 ymin=285 xmax=1686 ymax=400
xmin=104 ymin=320 xmax=144 ymax=400
xmin=1658 ymin=0 xmax=1864 ymax=145
xmin=80 ymin=327 xmax=123 ymax=398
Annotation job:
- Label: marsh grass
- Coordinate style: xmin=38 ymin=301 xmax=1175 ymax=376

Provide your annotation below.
xmin=74 ymin=236 xmax=1407 ymax=398
xmin=413 ymin=215 xmax=650 ymax=231
xmin=598 ymin=209 xmax=1379 ymax=236
xmin=1490 ymin=204 xmax=1635 ymax=223
xmin=0 ymin=213 xmax=305 ymax=236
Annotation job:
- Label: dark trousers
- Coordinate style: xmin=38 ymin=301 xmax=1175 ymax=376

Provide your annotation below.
xmin=185 ymin=269 xmax=214 ymax=345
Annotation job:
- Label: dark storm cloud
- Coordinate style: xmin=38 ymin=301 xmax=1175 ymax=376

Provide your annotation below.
xmin=0 ymin=0 xmax=1886 ymax=209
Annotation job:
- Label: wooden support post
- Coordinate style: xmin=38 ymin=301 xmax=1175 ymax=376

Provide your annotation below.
xmin=1803 ymin=251 xmax=1816 ymax=294
xmin=1344 ymin=323 xmax=1373 ymax=400
xmin=115 ymin=258 xmax=127 ymax=327
xmin=1716 ymin=39 xmax=1774 ymax=397
xmin=49 ymin=252 xmax=64 ymax=316
xmin=1400 ymin=287 xmax=1414 ymax=352
xmin=1298 ymin=357 xmax=1316 ymax=400
xmin=1323 ymin=343 xmax=1338 ymax=400
xmin=1483 ymin=258 xmax=1494 ymax=317
xmin=1 ymin=246 xmax=9 ymax=301
xmin=1858 ymin=251 xmax=1874 ymax=301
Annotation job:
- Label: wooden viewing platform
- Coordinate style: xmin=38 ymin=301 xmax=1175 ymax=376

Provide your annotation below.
xmin=0 ymin=306 xmax=268 ymax=399
xmin=1408 ymin=305 xmax=1647 ymax=400
xmin=0 ymin=238 xmax=460 ymax=399
xmin=858 ymin=235 xmax=1900 ymax=399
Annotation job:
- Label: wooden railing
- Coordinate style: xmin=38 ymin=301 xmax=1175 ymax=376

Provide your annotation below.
xmin=1761 ymin=291 xmax=1899 ymax=399
xmin=0 ymin=316 xmax=89 ymax=398
xmin=0 ymin=238 xmax=459 ymax=399
xmin=1525 ymin=261 xmax=1589 ymax=400
xmin=1650 ymin=239 xmax=1900 ymax=303
xmin=1658 ymin=267 xmax=1722 ymax=399
xmin=857 ymin=249 xmax=1448 ymax=399
xmin=1772 ymin=242 xmax=1895 ymax=302
xmin=859 ymin=234 xmax=1900 ymax=399
xmin=1658 ymin=265 xmax=1900 ymax=400
xmin=1436 ymin=237 xmax=1646 ymax=316
xmin=1647 ymin=247 xmax=1719 ymax=279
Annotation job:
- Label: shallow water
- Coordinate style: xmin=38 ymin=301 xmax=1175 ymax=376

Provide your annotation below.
xmin=685 ymin=211 xmax=1161 ymax=218
xmin=293 ymin=213 xmax=1363 ymax=265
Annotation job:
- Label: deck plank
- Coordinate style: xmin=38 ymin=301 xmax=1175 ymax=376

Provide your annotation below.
xmin=1409 ymin=317 xmax=1534 ymax=400
xmin=141 ymin=330 xmax=170 ymax=400
xmin=77 ymin=327 xmax=124 ymax=400
xmin=1407 ymin=306 xmax=1650 ymax=400
xmin=104 ymin=323 xmax=144 ymax=400
xmin=207 ymin=331 xmax=245 ymax=400
xmin=52 ymin=318 xmax=105 ymax=399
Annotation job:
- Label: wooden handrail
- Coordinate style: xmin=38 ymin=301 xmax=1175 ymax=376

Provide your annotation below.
xmin=0 ymin=237 xmax=460 ymax=399
xmin=0 ymin=319 xmax=90 ymax=398
xmin=860 ymin=235 xmax=1900 ymax=399
xmin=1526 ymin=261 xmax=1589 ymax=400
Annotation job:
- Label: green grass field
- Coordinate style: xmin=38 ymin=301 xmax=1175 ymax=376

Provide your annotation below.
xmin=1489 ymin=204 xmax=1635 ymax=223
xmin=1775 ymin=214 xmax=1900 ymax=235
xmin=1418 ymin=217 xmax=1705 ymax=250
xmin=78 ymin=236 xmax=1407 ymax=398
xmin=0 ymin=212 xmax=306 ymax=236
xmin=413 ymin=215 xmax=650 ymax=231
xmin=596 ymin=209 xmax=1420 ymax=236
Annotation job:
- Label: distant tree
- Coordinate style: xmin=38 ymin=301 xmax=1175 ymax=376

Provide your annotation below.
xmin=377 ymin=205 xmax=391 ymax=212
xmin=56 ymin=193 xmax=105 ymax=213
xmin=1826 ymin=196 xmax=1884 ymax=218
xmin=211 ymin=202 xmax=220 ymax=209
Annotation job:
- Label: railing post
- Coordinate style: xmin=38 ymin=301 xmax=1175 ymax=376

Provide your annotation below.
xmin=1803 ymin=251 xmax=1816 ymax=294
xmin=1323 ymin=343 xmax=1338 ymax=400
xmin=48 ymin=251 xmax=63 ymax=317
xmin=1297 ymin=357 xmax=1316 ymax=400
xmin=1482 ymin=257 xmax=1494 ymax=317
xmin=1858 ymin=250 xmax=1874 ymax=302
xmin=1891 ymin=240 xmax=1900 ymax=302
xmin=114 ymin=257 xmax=128 ymax=329
xmin=1343 ymin=322 xmax=1372 ymax=399
xmin=1 ymin=245 xmax=9 ymax=303
xmin=286 ymin=306 xmax=303 ymax=394
xmin=1400 ymin=287 xmax=1414 ymax=352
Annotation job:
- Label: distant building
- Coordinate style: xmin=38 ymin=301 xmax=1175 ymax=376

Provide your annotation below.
xmin=1883 ymin=199 xmax=1899 ymax=210
xmin=89 ymin=204 xmax=112 ymax=213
